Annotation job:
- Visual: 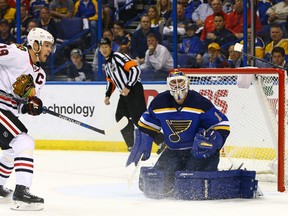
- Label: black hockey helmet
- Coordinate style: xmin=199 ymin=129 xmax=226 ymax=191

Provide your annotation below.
xmin=98 ymin=37 xmax=111 ymax=48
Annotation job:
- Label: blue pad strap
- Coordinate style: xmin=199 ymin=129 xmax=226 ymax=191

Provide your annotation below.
xmin=126 ymin=128 xmax=153 ymax=167
xmin=139 ymin=166 xmax=165 ymax=199
xmin=174 ymin=170 xmax=258 ymax=200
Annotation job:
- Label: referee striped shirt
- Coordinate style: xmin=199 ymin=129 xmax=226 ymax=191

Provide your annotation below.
xmin=104 ymin=52 xmax=141 ymax=97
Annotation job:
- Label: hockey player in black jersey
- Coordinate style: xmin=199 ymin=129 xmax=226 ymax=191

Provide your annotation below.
xmin=126 ymin=70 xmax=230 ymax=197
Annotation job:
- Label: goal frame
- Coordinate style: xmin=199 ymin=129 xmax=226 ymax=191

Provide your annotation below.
xmin=176 ymin=68 xmax=286 ymax=192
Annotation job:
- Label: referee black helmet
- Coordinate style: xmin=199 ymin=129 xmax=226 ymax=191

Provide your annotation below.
xmin=98 ymin=37 xmax=111 ymax=48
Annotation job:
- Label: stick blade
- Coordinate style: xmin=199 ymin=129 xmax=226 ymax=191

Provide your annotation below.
xmin=234 ymin=43 xmax=243 ymax=52
xmin=104 ymin=116 xmax=129 ymax=135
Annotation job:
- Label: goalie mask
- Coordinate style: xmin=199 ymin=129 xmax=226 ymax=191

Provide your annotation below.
xmin=167 ymin=70 xmax=190 ymax=101
xmin=13 ymin=74 xmax=36 ymax=98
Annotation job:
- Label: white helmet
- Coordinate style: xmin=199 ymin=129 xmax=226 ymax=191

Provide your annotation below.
xmin=167 ymin=70 xmax=190 ymax=101
xmin=27 ymin=27 xmax=55 ymax=51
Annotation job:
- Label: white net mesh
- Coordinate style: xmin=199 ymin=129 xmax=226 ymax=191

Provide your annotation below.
xmin=182 ymin=68 xmax=287 ymax=192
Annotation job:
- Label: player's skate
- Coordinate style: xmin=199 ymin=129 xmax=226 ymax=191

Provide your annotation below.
xmin=0 ymin=185 xmax=13 ymax=198
xmin=11 ymin=185 xmax=44 ymax=211
xmin=0 ymin=185 xmax=13 ymax=203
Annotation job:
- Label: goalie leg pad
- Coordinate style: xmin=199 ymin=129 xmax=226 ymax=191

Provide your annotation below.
xmin=139 ymin=166 xmax=166 ymax=199
xmin=174 ymin=170 xmax=258 ymax=200
xmin=126 ymin=128 xmax=153 ymax=167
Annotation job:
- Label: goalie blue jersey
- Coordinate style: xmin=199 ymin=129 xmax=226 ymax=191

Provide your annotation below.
xmin=138 ymin=90 xmax=230 ymax=150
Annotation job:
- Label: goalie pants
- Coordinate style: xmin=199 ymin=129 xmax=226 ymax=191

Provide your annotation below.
xmin=154 ymin=148 xmax=220 ymax=192
xmin=0 ymin=109 xmax=34 ymax=188
xmin=115 ymin=82 xmax=147 ymax=148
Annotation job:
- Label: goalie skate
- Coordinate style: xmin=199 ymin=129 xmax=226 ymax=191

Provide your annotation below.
xmin=11 ymin=185 xmax=44 ymax=211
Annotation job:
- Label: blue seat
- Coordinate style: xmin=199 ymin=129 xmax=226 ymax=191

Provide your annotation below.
xmin=177 ymin=53 xmax=197 ymax=68
xmin=57 ymin=18 xmax=83 ymax=42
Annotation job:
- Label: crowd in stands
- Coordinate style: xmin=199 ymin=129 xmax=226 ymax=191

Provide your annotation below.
xmin=1 ymin=0 xmax=288 ymax=81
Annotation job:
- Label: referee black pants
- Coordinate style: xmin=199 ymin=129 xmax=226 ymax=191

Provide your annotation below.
xmin=115 ymin=82 xmax=147 ymax=149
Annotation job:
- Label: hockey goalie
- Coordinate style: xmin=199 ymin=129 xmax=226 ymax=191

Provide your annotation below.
xmin=126 ymin=70 xmax=259 ymax=199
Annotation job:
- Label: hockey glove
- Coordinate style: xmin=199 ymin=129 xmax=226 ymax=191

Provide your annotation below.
xmin=126 ymin=128 xmax=153 ymax=167
xmin=22 ymin=97 xmax=43 ymax=116
xmin=13 ymin=74 xmax=36 ymax=98
xmin=192 ymin=129 xmax=223 ymax=159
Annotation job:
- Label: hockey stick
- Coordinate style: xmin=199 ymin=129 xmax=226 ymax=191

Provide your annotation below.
xmin=0 ymin=91 xmax=128 ymax=135
xmin=234 ymin=43 xmax=286 ymax=70
xmin=42 ymin=107 xmax=128 ymax=135
xmin=127 ymin=154 xmax=143 ymax=190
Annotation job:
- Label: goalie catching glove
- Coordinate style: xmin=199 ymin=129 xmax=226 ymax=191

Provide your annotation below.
xmin=192 ymin=129 xmax=223 ymax=159
xmin=13 ymin=74 xmax=36 ymax=98
xmin=21 ymin=96 xmax=43 ymax=116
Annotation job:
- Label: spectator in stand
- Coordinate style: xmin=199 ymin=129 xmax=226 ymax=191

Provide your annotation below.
xmin=136 ymin=5 xmax=165 ymax=34
xmin=270 ymin=46 xmax=288 ymax=68
xmin=156 ymin=0 xmax=172 ymax=24
xmin=21 ymin=19 xmax=38 ymax=45
xmin=228 ymin=44 xmax=244 ymax=68
xmin=10 ymin=4 xmax=33 ymax=40
xmin=130 ymin=14 xmax=162 ymax=65
xmin=266 ymin=0 xmax=288 ymax=25
xmin=257 ymin=0 xmax=273 ymax=26
xmin=0 ymin=0 xmax=16 ymax=23
xmin=192 ymin=0 xmax=213 ymax=29
xmin=37 ymin=7 xmax=61 ymax=42
xmin=163 ymin=2 xmax=190 ymax=49
xmin=200 ymin=0 xmax=227 ymax=41
xmin=201 ymin=42 xmax=229 ymax=68
xmin=238 ymin=26 xmax=265 ymax=65
xmin=29 ymin=0 xmax=49 ymax=20
xmin=102 ymin=0 xmax=115 ymax=29
xmin=49 ymin=0 xmax=74 ymax=21
xmin=92 ymin=28 xmax=120 ymax=77
xmin=37 ymin=6 xmax=62 ymax=72
xmin=140 ymin=32 xmax=173 ymax=81
xmin=0 ymin=19 xmax=15 ymax=44
xmin=202 ymin=13 xmax=237 ymax=57
xmin=7 ymin=0 xmax=29 ymax=10
xmin=264 ymin=23 xmax=288 ymax=61
xmin=179 ymin=0 xmax=202 ymax=22
xmin=147 ymin=5 xmax=162 ymax=29
xmin=226 ymin=0 xmax=262 ymax=39
xmin=179 ymin=22 xmax=202 ymax=55
xmin=112 ymin=20 xmax=131 ymax=55
xmin=73 ymin=0 xmax=102 ymax=47
xmin=68 ymin=48 xmax=94 ymax=81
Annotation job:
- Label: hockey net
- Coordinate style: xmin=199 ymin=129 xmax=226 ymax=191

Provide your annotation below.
xmin=180 ymin=68 xmax=287 ymax=192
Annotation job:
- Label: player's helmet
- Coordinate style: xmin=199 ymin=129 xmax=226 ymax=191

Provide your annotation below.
xmin=27 ymin=27 xmax=55 ymax=52
xmin=167 ymin=70 xmax=190 ymax=101
xmin=98 ymin=37 xmax=111 ymax=48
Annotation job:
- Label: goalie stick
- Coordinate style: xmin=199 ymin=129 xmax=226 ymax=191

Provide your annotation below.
xmin=0 ymin=91 xmax=128 ymax=135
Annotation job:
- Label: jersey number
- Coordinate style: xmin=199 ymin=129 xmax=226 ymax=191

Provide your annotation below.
xmin=0 ymin=45 xmax=8 ymax=56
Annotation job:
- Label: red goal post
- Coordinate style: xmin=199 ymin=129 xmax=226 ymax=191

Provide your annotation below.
xmin=174 ymin=68 xmax=286 ymax=192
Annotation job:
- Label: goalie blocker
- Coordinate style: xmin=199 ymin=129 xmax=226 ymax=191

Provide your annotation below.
xmin=139 ymin=167 xmax=259 ymax=200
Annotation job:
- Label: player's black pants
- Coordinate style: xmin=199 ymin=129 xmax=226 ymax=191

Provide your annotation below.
xmin=115 ymin=82 xmax=147 ymax=149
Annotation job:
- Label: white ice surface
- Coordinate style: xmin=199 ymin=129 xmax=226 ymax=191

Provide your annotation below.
xmin=1 ymin=150 xmax=288 ymax=216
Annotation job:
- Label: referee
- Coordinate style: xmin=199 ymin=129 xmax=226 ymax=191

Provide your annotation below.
xmin=98 ymin=37 xmax=148 ymax=151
